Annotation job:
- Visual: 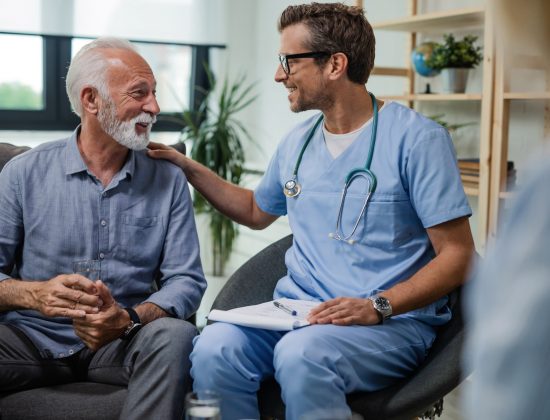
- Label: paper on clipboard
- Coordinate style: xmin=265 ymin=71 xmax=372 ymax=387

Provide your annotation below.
xmin=207 ymin=298 xmax=319 ymax=331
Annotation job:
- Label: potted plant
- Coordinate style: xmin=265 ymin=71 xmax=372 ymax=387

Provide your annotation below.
xmin=179 ymin=72 xmax=257 ymax=277
xmin=426 ymin=34 xmax=483 ymax=93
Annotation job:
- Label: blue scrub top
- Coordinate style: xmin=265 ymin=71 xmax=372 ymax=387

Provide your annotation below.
xmin=254 ymin=102 xmax=471 ymax=326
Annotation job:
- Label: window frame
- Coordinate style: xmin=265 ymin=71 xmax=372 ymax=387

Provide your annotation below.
xmin=0 ymin=31 xmax=224 ymax=131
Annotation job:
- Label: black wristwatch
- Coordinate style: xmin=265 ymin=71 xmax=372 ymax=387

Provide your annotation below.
xmin=121 ymin=307 xmax=142 ymax=341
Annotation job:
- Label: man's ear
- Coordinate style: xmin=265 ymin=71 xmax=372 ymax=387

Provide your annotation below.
xmin=326 ymin=52 xmax=348 ymax=81
xmin=81 ymin=86 xmax=100 ymax=115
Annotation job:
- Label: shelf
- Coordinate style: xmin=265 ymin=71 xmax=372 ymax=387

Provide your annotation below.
xmin=503 ymin=92 xmax=550 ymax=100
xmin=380 ymin=93 xmax=483 ymax=101
xmin=372 ymin=66 xmax=410 ymax=77
xmin=373 ymin=7 xmax=485 ymax=33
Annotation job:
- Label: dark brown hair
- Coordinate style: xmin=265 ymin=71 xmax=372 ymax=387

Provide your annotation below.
xmin=278 ymin=2 xmax=375 ymax=85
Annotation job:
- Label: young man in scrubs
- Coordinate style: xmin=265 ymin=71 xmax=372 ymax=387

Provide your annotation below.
xmin=149 ymin=3 xmax=475 ymax=419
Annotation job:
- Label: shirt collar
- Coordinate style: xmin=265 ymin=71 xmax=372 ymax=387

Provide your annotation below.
xmin=64 ymin=125 xmax=137 ymax=180
xmin=65 ymin=126 xmax=87 ymax=176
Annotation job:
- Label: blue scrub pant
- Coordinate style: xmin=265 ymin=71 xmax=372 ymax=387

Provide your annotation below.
xmin=190 ymin=318 xmax=436 ymax=420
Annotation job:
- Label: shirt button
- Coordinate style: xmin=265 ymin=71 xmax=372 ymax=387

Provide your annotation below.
xmin=59 ymin=353 xmax=65 ymax=358
xmin=102 ymin=192 xmax=107 ymax=197
xmin=99 ymin=252 xmax=105 ymax=259
xmin=68 ymin=349 xmax=74 ymax=355
xmin=101 ymin=220 xmax=107 ymax=226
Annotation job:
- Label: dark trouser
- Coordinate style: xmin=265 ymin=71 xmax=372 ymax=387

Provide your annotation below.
xmin=0 ymin=318 xmax=197 ymax=420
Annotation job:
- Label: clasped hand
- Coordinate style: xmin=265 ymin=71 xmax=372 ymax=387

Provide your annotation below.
xmin=72 ymin=280 xmax=129 ymax=351
xmin=307 ymin=297 xmax=380 ymax=326
xmin=32 ymin=274 xmax=102 ymax=319
xmin=33 ymin=275 xmax=127 ymax=351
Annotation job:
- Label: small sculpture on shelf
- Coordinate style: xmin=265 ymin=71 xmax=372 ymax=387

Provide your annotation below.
xmin=411 ymin=42 xmax=441 ymax=94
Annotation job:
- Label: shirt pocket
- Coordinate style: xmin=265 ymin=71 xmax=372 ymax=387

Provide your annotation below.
xmin=359 ymin=197 xmax=423 ymax=249
xmin=120 ymin=214 xmax=164 ymax=264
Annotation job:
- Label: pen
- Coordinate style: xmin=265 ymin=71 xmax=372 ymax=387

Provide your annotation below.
xmin=273 ymin=301 xmax=297 ymax=316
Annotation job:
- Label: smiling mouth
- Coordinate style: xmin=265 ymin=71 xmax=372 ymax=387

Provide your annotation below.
xmin=136 ymin=122 xmax=150 ymax=128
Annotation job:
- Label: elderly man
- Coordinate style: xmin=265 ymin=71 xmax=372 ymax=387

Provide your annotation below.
xmin=0 ymin=37 xmax=206 ymax=420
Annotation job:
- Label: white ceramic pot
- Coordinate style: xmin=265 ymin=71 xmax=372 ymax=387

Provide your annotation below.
xmin=441 ymin=68 xmax=470 ymax=93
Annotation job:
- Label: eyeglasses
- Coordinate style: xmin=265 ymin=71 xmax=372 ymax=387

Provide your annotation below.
xmin=278 ymin=51 xmax=331 ymax=75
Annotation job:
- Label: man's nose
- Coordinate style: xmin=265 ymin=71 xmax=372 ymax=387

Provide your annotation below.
xmin=143 ymin=94 xmax=160 ymax=116
xmin=275 ymin=63 xmax=288 ymax=83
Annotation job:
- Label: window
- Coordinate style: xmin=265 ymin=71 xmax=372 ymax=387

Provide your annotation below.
xmin=0 ymin=34 xmax=44 ymax=111
xmin=0 ymin=32 xmax=221 ymax=131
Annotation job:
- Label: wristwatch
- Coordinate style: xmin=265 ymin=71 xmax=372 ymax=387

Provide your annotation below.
xmin=121 ymin=307 xmax=142 ymax=341
xmin=368 ymin=295 xmax=392 ymax=323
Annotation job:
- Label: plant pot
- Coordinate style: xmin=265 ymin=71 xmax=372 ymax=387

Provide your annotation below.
xmin=441 ymin=68 xmax=470 ymax=93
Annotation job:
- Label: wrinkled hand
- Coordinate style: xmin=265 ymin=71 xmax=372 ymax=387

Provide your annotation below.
xmin=307 ymin=297 xmax=380 ymax=326
xmin=147 ymin=142 xmax=187 ymax=169
xmin=73 ymin=280 xmax=129 ymax=351
xmin=31 ymin=274 xmax=102 ymax=319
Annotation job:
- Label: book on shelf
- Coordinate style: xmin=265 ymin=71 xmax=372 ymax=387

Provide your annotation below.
xmin=457 ymin=158 xmax=515 ymax=172
xmin=459 ymin=170 xmax=480 ymax=177
xmin=458 ymin=158 xmax=516 ymax=189
xmin=457 ymin=158 xmax=481 ymax=171
xmin=460 ymin=174 xmax=479 ymax=183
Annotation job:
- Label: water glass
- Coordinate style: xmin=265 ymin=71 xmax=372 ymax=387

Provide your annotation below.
xmin=73 ymin=259 xmax=101 ymax=281
xmin=185 ymin=391 xmax=221 ymax=420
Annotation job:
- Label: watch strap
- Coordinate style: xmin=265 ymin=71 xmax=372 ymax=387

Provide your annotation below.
xmin=121 ymin=307 xmax=142 ymax=340
xmin=124 ymin=307 xmax=141 ymax=325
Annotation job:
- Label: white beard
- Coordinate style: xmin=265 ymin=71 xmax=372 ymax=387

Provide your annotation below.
xmin=97 ymin=99 xmax=156 ymax=151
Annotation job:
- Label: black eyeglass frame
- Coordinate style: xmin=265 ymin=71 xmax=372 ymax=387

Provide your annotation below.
xmin=278 ymin=51 xmax=331 ymax=75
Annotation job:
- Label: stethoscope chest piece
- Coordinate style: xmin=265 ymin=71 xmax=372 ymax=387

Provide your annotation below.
xmin=284 ymin=178 xmax=302 ymax=198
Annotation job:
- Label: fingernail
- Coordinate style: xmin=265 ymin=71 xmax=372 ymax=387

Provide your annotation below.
xmin=93 ymin=307 xmax=99 ymax=313
xmin=91 ymin=287 xmax=97 ymax=294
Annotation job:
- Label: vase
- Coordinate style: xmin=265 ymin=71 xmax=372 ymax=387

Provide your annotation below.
xmin=441 ymin=68 xmax=470 ymax=93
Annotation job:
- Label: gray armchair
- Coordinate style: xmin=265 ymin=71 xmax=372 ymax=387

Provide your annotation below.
xmin=211 ymin=234 xmax=468 ymax=420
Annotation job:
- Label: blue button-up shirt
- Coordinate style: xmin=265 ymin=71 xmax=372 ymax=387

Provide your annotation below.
xmin=0 ymin=129 xmax=206 ymax=359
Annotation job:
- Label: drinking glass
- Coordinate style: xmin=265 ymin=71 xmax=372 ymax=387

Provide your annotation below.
xmin=185 ymin=391 xmax=221 ymax=420
xmin=72 ymin=259 xmax=101 ymax=281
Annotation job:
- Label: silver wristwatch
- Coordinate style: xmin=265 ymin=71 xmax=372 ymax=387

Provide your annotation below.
xmin=368 ymin=295 xmax=392 ymax=323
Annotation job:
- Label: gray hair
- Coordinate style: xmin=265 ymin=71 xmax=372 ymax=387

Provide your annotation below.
xmin=66 ymin=37 xmax=137 ymax=116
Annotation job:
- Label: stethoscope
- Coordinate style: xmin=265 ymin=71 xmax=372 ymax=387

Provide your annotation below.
xmin=283 ymin=92 xmax=378 ymax=245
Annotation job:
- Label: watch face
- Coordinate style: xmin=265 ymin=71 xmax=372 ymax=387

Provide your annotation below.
xmin=374 ymin=296 xmax=390 ymax=311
